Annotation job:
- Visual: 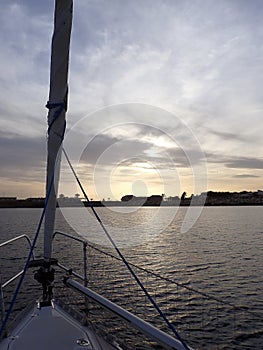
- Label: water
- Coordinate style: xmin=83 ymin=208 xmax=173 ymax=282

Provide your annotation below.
xmin=0 ymin=206 xmax=263 ymax=349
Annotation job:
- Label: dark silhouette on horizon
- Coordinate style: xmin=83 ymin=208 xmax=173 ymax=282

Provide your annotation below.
xmin=1 ymin=190 xmax=263 ymax=208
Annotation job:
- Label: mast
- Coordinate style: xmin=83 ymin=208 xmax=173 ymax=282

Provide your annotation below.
xmin=44 ymin=0 xmax=73 ymax=260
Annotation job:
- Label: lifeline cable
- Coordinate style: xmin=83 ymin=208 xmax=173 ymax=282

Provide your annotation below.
xmin=62 ymin=147 xmax=191 ymax=350
xmin=86 ymin=241 xmax=262 ymax=320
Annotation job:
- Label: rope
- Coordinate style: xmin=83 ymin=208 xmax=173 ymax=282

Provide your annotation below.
xmin=62 ymin=147 xmax=191 ymax=350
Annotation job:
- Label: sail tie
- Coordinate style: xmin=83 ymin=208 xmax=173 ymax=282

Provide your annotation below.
xmin=46 ymin=99 xmax=67 ymax=137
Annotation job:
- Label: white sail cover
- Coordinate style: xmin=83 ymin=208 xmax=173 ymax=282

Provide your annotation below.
xmin=44 ymin=0 xmax=73 ymax=259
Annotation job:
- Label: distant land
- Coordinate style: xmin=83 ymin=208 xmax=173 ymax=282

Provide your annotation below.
xmin=1 ymin=190 xmax=263 ymax=208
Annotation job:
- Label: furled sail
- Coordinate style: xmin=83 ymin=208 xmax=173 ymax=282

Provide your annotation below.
xmin=44 ymin=0 xmax=73 ymax=259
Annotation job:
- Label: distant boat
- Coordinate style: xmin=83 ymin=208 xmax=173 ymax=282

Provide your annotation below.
xmin=0 ymin=1 xmax=191 ymax=349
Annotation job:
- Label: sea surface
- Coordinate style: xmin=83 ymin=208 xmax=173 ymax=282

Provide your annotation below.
xmin=0 ymin=206 xmax=262 ymax=349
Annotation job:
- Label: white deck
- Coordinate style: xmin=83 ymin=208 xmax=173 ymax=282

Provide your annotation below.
xmin=0 ymin=302 xmax=115 ymax=350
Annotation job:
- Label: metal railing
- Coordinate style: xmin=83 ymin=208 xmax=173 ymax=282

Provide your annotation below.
xmin=0 ymin=234 xmax=34 ymax=259
xmin=2 ymin=231 xmax=261 ymax=348
xmin=66 ymin=277 xmax=190 ymax=350
xmin=52 ymin=231 xmax=88 ymax=287
xmin=58 ymin=236 xmax=262 ymax=349
xmin=51 ymin=232 xmax=192 ymax=349
xmin=0 ymin=234 xmax=34 ymax=326
xmin=0 ymin=234 xmax=34 ymax=290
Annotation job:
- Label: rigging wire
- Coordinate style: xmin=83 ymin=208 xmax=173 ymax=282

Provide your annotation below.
xmin=62 ymin=147 xmax=191 ymax=350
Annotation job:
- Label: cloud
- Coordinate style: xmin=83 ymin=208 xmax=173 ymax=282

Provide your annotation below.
xmin=207 ymin=153 xmax=263 ymax=170
xmin=204 ymin=128 xmax=247 ymax=142
xmin=1 ymin=0 xmax=263 ymax=196
xmin=234 ymin=174 xmax=260 ymax=178
xmin=72 ymin=120 xmax=206 ymax=171
xmin=0 ymin=2 xmax=52 ymax=138
xmin=0 ymin=131 xmax=46 ymax=181
xmin=225 ymin=157 xmax=263 ymax=170
xmin=66 ymin=0 xmax=263 ymax=171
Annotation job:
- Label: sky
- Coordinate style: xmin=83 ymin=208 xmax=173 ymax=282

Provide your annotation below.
xmin=0 ymin=0 xmax=263 ymax=200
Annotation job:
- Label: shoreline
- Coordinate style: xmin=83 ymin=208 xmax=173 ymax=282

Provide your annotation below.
xmin=1 ymin=200 xmax=263 ymax=208
xmin=1 ymin=191 xmax=263 ymax=208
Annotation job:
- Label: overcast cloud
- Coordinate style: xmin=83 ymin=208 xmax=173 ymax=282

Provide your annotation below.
xmin=1 ymin=0 xmax=263 ymax=198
